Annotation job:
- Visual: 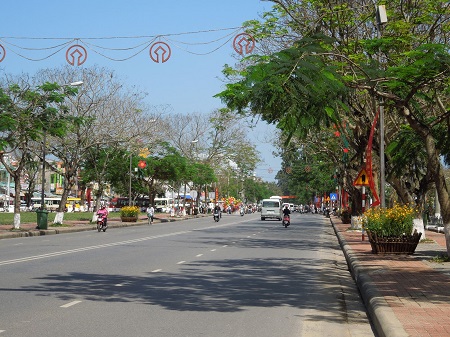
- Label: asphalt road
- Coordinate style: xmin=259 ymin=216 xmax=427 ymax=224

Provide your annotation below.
xmin=0 ymin=212 xmax=375 ymax=337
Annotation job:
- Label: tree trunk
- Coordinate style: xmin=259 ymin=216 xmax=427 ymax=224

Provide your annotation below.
xmin=13 ymin=173 xmax=21 ymax=229
xmin=402 ymin=108 xmax=450 ymax=254
xmin=54 ymin=180 xmax=74 ymax=224
xmin=390 ymin=176 xmax=415 ymax=205
xmin=420 ymin=129 xmax=450 ymax=255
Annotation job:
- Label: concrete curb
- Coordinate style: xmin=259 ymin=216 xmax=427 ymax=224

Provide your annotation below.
xmin=330 ymin=218 xmax=408 ymax=337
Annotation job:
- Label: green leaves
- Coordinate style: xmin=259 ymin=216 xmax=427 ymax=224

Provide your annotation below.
xmin=216 ymin=34 xmax=348 ymax=141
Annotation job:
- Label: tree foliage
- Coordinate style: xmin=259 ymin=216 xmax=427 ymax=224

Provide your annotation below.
xmin=219 ymin=0 xmax=450 ymax=244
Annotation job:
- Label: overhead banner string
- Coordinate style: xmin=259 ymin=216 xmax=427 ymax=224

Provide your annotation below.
xmin=0 ymin=27 xmax=256 ymax=65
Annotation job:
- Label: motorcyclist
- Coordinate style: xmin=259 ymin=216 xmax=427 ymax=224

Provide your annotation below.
xmin=283 ymin=205 xmax=291 ymax=217
xmin=214 ymin=204 xmax=222 ymax=218
xmin=97 ymin=204 xmax=109 ymax=227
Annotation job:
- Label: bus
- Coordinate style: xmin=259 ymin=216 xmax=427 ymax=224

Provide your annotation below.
xmin=31 ymin=197 xmax=61 ymax=211
xmin=66 ymin=197 xmax=82 ymax=212
xmin=154 ymin=197 xmax=174 ymax=213
xmin=109 ymin=197 xmax=151 ymax=212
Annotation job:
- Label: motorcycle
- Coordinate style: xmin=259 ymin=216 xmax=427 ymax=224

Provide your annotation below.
xmin=282 ymin=214 xmax=290 ymax=228
xmin=213 ymin=211 xmax=220 ymax=222
xmin=240 ymin=208 xmax=245 ymax=216
xmin=96 ymin=214 xmax=108 ymax=232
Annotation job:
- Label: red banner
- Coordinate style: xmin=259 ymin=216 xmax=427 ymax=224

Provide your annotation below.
xmin=366 ymin=111 xmax=380 ymax=207
xmin=86 ymin=188 xmax=92 ymax=204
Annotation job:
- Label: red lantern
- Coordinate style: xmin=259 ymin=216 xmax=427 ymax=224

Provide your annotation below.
xmin=138 ymin=160 xmax=147 ymax=169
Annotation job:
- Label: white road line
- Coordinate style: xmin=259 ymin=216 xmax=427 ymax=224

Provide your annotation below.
xmin=0 ymin=330 xmax=5 ymax=334
xmin=210 ymin=249 xmax=216 ymax=252
xmin=0 ymin=231 xmax=192 ymax=266
xmin=151 ymin=269 xmax=162 ymax=273
xmin=177 ymin=261 xmax=186 ymax=264
xmin=60 ymin=300 xmax=82 ymax=308
xmin=196 ymin=254 xmax=203 ymax=257
xmin=222 ymin=245 xmax=228 ymax=247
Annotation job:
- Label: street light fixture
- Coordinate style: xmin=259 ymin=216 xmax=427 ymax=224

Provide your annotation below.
xmin=37 ymin=80 xmax=83 ymax=229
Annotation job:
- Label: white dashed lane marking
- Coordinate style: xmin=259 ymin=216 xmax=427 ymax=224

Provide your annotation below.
xmin=60 ymin=300 xmax=82 ymax=308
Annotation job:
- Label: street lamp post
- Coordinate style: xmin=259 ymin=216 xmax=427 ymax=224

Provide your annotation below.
xmin=36 ymin=81 xmax=83 ymax=229
xmin=373 ymin=2 xmax=387 ymax=208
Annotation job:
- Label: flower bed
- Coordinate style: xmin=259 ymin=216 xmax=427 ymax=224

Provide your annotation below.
xmin=120 ymin=206 xmax=140 ymax=222
xmin=363 ymin=203 xmax=421 ymax=254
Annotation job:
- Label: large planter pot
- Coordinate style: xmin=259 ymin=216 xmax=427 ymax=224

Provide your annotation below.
xmin=121 ymin=216 xmax=138 ymax=222
xmin=367 ymin=230 xmax=422 ymax=255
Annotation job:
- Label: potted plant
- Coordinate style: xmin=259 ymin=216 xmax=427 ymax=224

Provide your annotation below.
xmin=120 ymin=206 xmax=140 ymax=222
xmin=363 ymin=203 xmax=421 ymax=254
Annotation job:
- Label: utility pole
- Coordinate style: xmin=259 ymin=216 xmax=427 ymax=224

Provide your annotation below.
xmin=374 ymin=2 xmax=388 ymax=207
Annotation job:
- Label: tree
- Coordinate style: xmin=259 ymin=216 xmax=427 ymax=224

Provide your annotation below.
xmin=138 ymin=144 xmax=187 ymax=205
xmin=34 ymin=65 xmax=162 ymax=224
xmin=162 ymin=109 xmax=261 ymax=198
xmin=189 ymin=162 xmax=217 ymax=208
xmin=0 ymin=78 xmax=78 ymax=229
xmin=218 ymin=0 xmax=450 ymax=254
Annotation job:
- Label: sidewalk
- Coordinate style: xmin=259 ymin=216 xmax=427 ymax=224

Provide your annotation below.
xmin=331 ymin=216 xmax=450 ymax=337
xmin=0 ymin=212 xmax=198 ymax=239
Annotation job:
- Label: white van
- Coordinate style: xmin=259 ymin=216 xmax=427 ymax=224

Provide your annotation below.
xmin=261 ymin=198 xmax=282 ymax=221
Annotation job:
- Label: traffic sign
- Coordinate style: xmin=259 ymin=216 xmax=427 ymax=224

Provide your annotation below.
xmin=353 ymin=168 xmax=370 ymax=186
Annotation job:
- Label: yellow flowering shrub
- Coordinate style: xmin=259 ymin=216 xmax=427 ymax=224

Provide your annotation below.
xmin=120 ymin=206 xmax=140 ymax=217
xmin=363 ymin=203 xmax=417 ymax=236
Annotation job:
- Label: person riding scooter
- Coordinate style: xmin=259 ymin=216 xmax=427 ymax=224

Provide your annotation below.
xmin=282 ymin=205 xmax=291 ymax=226
xmin=97 ymin=204 xmax=109 ymax=227
xmin=214 ymin=204 xmax=222 ymax=218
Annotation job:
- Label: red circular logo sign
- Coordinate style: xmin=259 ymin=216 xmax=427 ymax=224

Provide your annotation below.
xmin=149 ymin=42 xmax=171 ymax=63
xmin=66 ymin=44 xmax=88 ymax=66
xmin=0 ymin=45 xmax=6 ymax=63
xmin=233 ymin=33 xmax=255 ymax=55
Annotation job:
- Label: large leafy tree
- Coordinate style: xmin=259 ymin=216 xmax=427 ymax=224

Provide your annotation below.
xmin=0 ymin=80 xmax=79 ymax=228
xmin=218 ymin=0 xmax=450 ymax=253
xmin=139 ymin=144 xmax=187 ymax=205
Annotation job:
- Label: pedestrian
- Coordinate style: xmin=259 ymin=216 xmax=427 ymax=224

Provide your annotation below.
xmin=146 ymin=205 xmax=155 ymax=224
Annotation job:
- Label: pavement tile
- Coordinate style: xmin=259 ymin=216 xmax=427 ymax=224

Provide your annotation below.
xmin=331 ymin=215 xmax=450 ymax=337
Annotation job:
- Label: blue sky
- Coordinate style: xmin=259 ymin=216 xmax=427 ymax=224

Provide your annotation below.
xmin=0 ymin=0 xmax=280 ymax=182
